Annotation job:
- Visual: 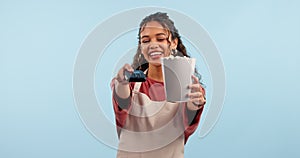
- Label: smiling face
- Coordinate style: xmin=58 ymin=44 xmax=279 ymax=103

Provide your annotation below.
xmin=140 ymin=21 xmax=177 ymax=66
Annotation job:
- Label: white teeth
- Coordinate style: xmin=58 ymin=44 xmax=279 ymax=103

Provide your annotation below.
xmin=149 ymin=52 xmax=162 ymax=56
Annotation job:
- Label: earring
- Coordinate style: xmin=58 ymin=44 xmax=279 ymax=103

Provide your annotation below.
xmin=171 ymin=49 xmax=178 ymax=56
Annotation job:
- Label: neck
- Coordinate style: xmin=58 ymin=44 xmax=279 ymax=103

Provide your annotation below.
xmin=148 ymin=64 xmax=164 ymax=82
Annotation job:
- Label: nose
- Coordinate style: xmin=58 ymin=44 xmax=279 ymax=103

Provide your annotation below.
xmin=149 ymin=43 xmax=159 ymax=50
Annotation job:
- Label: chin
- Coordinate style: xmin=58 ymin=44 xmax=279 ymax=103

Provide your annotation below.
xmin=149 ymin=61 xmax=162 ymax=67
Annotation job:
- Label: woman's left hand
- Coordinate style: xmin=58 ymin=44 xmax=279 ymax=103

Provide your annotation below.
xmin=187 ymin=75 xmax=206 ymax=110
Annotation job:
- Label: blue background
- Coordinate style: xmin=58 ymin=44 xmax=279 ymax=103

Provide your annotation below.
xmin=1 ymin=0 xmax=299 ymax=157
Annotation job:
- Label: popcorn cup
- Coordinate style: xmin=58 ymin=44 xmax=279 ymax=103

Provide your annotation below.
xmin=161 ymin=56 xmax=196 ymax=102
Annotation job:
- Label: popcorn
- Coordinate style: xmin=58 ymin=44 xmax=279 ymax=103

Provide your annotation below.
xmin=163 ymin=55 xmax=189 ymax=60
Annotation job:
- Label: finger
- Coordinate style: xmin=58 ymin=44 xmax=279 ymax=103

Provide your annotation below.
xmin=187 ymin=92 xmax=203 ymax=99
xmin=123 ymin=64 xmax=134 ymax=72
xmin=191 ymin=75 xmax=199 ymax=84
xmin=188 ymin=84 xmax=201 ymax=92
xmin=190 ymin=98 xmax=206 ymax=105
xmin=190 ymin=95 xmax=206 ymax=103
xmin=117 ymin=64 xmax=132 ymax=80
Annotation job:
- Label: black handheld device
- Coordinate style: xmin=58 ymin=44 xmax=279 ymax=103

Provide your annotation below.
xmin=124 ymin=70 xmax=146 ymax=82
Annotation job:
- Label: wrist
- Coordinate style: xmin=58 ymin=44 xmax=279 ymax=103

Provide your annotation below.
xmin=192 ymin=101 xmax=202 ymax=108
xmin=187 ymin=101 xmax=202 ymax=111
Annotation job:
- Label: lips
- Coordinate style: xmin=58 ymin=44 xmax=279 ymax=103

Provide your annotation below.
xmin=149 ymin=51 xmax=163 ymax=56
xmin=148 ymin=51 xmax=163 ymax=59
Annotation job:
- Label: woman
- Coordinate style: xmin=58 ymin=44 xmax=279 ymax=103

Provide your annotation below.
xmin=111 ymin=12 xmax=206 ymax=158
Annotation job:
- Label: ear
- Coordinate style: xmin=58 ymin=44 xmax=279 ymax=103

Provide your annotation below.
xmin=170 ymin=38 xmax=178 ymax=50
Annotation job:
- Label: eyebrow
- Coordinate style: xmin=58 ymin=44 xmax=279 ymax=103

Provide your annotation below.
xmin=141 ymin=33 xmax=167 ymax=39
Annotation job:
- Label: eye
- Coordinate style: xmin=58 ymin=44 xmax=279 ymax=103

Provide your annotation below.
xmin=141 ymin=40 xmax=150 ymax=43
xmin=157 ymin=38 xmax=166 ymax=42
xmin=141 ymin=38 xmax=150 ymax=43
xmin=156 ymin=35 xmax=167 ymax=42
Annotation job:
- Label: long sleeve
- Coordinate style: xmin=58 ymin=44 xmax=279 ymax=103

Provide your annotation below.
xmin=110 ymin=79 xmax=133 ymax=137
xmin=182 ymin=87 xmax=206 ymax=144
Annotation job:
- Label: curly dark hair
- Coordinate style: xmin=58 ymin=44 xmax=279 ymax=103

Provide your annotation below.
xmin=132 ymin=12 xmax=203 ymax=84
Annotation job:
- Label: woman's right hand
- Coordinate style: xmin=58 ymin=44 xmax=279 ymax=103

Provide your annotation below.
xmin=116 ymin=64 xmax=134 ymax=84
xmin=115 ymin=64 xmax=134 ymax=99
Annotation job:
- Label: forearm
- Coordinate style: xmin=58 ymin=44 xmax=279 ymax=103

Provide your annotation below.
xmin=185 ymin=102 xmax=204 ymax=126
xmin=185 ymin=100 xmax=205 ymax=125
xmin=114 ymin=80 xmax=131 ymax=99
xmin=113 ymin=79 xmax=132 ymax=110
